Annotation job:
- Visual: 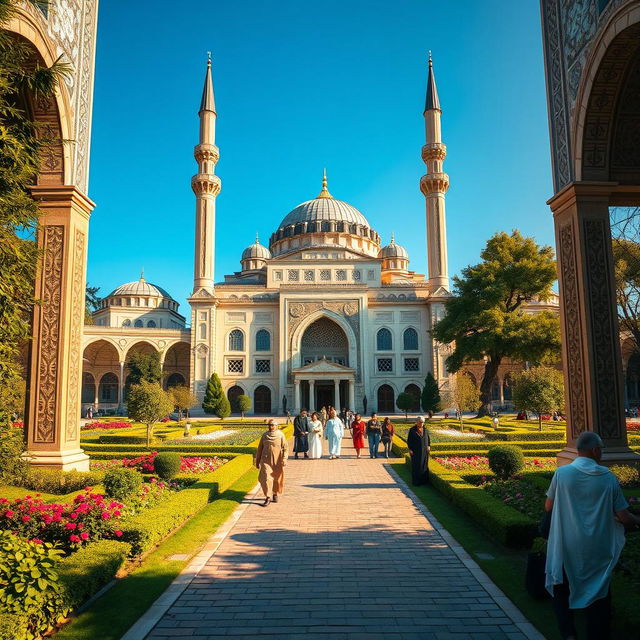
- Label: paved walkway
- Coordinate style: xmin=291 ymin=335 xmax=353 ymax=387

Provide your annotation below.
xmin=131 ymin=439 xmax=542 ymax=640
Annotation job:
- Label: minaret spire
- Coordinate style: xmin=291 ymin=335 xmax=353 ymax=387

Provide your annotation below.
xmin=192 ymin=54 xmax=221 ymax=293
xmin=420 ymin=53 xmax=449 ymax=290
xmin=316 ymin=168 xmax=333 ymax=199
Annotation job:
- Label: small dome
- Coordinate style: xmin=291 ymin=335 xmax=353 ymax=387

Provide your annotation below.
xmin=242 ymin=236 xmax=271 ymax=261
xmin=107 ymin=274 xmax=174 ymax=300
xmin=379 ymin=234 xmax=409 ymax=259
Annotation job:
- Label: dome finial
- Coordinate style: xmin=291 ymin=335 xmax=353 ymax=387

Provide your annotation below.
xmin=255 ymin=232 xmax=260 ymax=244
xmin=316 ymin=168 xmax=333 ymax=199
xmin=140 ymin=267 xmax=145 ymax=282
xmin=390 ymin=232 xmax=395 ymax=244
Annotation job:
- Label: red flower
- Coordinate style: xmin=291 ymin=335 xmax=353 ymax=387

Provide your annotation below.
xmin=80 ymin=532 xmax=89 ymax=541
xmin=21 ymin=515 xmax=30 ymax=523
xmin=65 ymin=522 xmax=77 ymax=530
xmin=4 ymin=510 xmax=14 ymax=518
xmin=101 ymin=512 xmax=110 ymax=520
xmin=114 ymin=530 xmax=123 ymax=537
xmin=69 ymin=534 xmax=81 ymax=543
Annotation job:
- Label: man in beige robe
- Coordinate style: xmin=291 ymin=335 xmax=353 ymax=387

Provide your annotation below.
xmin=255 ymin=419 xmax=288 ymax=506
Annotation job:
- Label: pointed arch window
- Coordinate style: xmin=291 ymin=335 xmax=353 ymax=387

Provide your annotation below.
xmin=255 ymin=329 xmax=270 ymax=351
xmin=403 ymin=327 xmax=418 ymax=350
xmin=376 ymin=328 xmax=392 ymax=351
xmin=228 ymin=329 xmax=244 ymax=351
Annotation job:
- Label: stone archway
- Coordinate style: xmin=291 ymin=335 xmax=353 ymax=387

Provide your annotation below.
xmin=227 ymin=385 xmax=245 ymax=414
xmin=377 ymin=384 xmax=395 ymax=413
xmin=300 ymin=317 xmax=349 ymax=366
xmin=404 ymin=384 xmax=421 ymax=412
xmin=163 ymin=342 xmax=190 ymax=389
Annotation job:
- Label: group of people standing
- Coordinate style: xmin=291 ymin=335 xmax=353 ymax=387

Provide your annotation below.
xmin=292 ymin=409 xmax=397 ymax=460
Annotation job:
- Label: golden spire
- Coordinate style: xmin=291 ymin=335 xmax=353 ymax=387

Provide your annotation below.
xmin=316 ymin=168 xmax=333 ymax=199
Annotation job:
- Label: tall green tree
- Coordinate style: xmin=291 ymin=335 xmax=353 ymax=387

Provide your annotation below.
xmin=0 ymin=0 xmax=71 ymax=389
xmin=433 ymin=231 xmax=561 ymax=416
xmin=125 ymin=351 xmax=161 ymax=397
xmin=237 ymin=394 xmax=251 ymax=420
xmin=127 ymin=381 xmax=174 ymax=448
xmin=512 ymin=366 xmax=564 ymax=431
xmin=396 ymin=392 xmax=414 ymax=420
xmin=202 ymin=373 xmax=231 ymax=419
xmin=421 ymin=373 xmax=441 ymax=417
xmin=445 ymin=373 xmax=481 ymax=432
xmin=613 ymin=236 xmax=640 ymax=352
xmin=84 ymin=284 xmax=101 ymax=324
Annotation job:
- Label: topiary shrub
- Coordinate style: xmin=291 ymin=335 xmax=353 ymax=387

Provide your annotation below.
xmin=153 ymin=452 xmax=181 ymax=480
xmin=0 ymin=532 xmax=67 ymax=639
xmin=610 ymin=465 xmax=640 ymax=488
xmin=23 ymin=468 xmax=103 ymax=494
xmin=103 ymin=467 xmax=142 ymax=501
xmin=488 ymin=445 xmax=524 ymax=480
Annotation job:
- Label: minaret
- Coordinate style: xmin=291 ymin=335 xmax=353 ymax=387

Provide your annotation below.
xmin=192 ymin=53 xmax=221 ymax=293
xmin=420 ymin=53 xmax=449 ymax=290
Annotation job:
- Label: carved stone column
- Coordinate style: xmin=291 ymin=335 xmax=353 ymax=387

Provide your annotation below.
xmin=26 ymin=186 xmax=94 ymax=470
xmin=334 ymin=379 xmax=340 ymax=409
xmin=294 ymin=380 xmax=301 ymax=414
xmin=550 ymin=182 xmax=638 ymax=465
xmin=117 ymin=361 xmax=125 ymax=410
xmin=308 ymin=380 xmax=315 ymax=412
xmin=348 ymin=379 xmax=355 ymax=412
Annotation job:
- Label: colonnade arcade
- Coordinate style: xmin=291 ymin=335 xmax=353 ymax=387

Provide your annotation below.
xmin=81 ymin=336 xmax=190 ymax=414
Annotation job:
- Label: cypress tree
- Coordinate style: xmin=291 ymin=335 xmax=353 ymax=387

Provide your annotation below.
xmin=202 ymin=373 xmax=231 ymax=419
xmin=421 ymin=372 xmax=441 ymax=417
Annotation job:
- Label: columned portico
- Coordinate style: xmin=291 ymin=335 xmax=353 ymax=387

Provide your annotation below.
xmin=292 ymin=358 xmax=356 ymax=414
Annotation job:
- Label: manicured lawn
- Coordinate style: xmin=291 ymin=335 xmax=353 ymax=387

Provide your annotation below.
xmin=54 ymin=467 xmax=258 ymax=640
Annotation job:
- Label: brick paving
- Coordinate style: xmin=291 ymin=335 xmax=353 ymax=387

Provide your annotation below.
xmin=139 ymin=438 xmax=541 ymax=640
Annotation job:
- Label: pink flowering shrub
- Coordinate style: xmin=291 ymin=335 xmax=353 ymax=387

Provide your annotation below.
xmin=93 ymin=453 xmax=224 ymax=475
xmin=482 ymin=477 xmax=546 ymax=521
xmin=82 ymin=421 xmax=133 ymax=431
xmin=435 ymin=456 xmax=556 ymax=472
xmin=627 ymin=422 xmax=640 ymax=432
xmin=0 ymin=491 xmax=124 ymax=554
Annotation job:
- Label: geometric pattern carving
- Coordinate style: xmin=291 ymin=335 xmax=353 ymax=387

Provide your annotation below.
xmin=559 ymin=222 xmax=587 ymax=438
xmin=584 ymin=218 xmax=624 ymax=438
xmin=66 ymin=229 xmax=85 ymax=442
xmin=35 ymin=225 xmax=64 ymax=443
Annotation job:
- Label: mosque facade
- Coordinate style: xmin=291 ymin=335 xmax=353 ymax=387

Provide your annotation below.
xmin=83 ymin=57 xmax=551 ymax=416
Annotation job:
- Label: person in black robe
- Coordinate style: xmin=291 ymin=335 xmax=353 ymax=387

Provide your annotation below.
xmin=407 ymin=416 xmax=430 ymax=485
xmin=293 ymin=409 xmax=310 ymax=459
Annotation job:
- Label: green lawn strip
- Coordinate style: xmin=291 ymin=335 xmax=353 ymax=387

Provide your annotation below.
xmin=391 ymin=464 xmax=561 ymax=640
xmin=0 ymin=485 xmax=58 ymax=501
xmin=54 ymin=467 xmax=259 ymax=640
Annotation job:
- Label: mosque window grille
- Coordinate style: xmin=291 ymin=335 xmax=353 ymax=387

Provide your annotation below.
xmin=377 ymin=358 xmax=393 ymax=373
xmin=122 ymin=319 xmax=131 ymax=327
xmin=320 ymin=269 xmax=331 ymax=281
xmin=404 ymin=357 xmax=420 ymax=372
xmin=304 ymin=270 xmax=315 ymax=282
xmin=336 ymin=269 xmax=347 ymax=281
xmin=273 ymin=270 xmax=283 ymax=281
xmin=352 ymin=270 xmax=361 ymax=281
xmin=288 ymin=269 xmax=299 ymax=282
xmin=134 ymin=319 xmax=143 ymax=328
xmin=227 ymin=359 xmax=244 ymax=374
xmin=255 ymin=359 xmax=271 ymax=374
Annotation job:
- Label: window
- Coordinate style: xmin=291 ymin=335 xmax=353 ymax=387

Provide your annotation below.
xmin=287 ymin=269 xmax=299 ymax=282
xmin=255 ymin=359 xmax=271 ymax=374
xmin=227 ymin=359 xmax=244 ymax=374
xmin=352 ymin=270 xmax=361 ymax=281
xmin=147 ymin=320 xmax=156 ymax=328
xmin=336 ymin=269 xmax=346 ymax=281
xmin=255 ymin=329 xmax=270 ymax=351
xmin=377 ymin=384 xmax=395 ymax=412
xmin=122 ymin=319 xmax=131 ymax=327
xmin=199 ymin=323 xmax=207 ymax=340
xmin=320 ymin=269 xmax=331 ymax=281
xmin=376 ymin=328 xmax=392 ymax=351
xmin=254 ymin=385 xmax=272 ymax=414
xmin=404 ymin=357 xmax=419 ymax=372
xmin=304 ymin=270 xmax=314 ymax=282
xmin=403 ymin=327 xmax=419 ymax=350
xmin=367 ymin=269 xmax=375 ymax=280
xmin=273 ymin=270 xmax=283 ymax=281
xmin=134 ymin=319 xmax=143 ymax=328
xmin=377 ymin=358 xmax=393 ymax=372
xmin=228 ymin=329 xmax=244 ymax=351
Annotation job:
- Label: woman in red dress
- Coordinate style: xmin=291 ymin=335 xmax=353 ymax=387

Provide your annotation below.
xmin=351 ymin=413 xmax=366 ymax=458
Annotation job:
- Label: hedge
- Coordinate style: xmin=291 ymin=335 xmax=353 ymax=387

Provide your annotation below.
xmin=87 ymin=451 xmax=235 ymax=461
xmin=433 ymin=449 xmax=562 ymax=458
xmin=119 ymin=453 xmax=255 ymax=555
xmin=58 ymin=540 xmax=131 ymax=609
xmin=484 ymin=431 xmax=567 ymax=442
xmin=421 ymin=456 xmax=538 ymax=548
xmin=431 ymin=440 xmax=565 ymax=452
xmin=0 ymin=613 xmax=27 ymax=640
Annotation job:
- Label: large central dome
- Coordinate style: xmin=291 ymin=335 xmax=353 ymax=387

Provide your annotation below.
xmin=279 ymin=197 xmax=370 ymax=229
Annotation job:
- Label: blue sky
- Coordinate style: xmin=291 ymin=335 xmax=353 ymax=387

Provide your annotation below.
xmin=87 ymin=0 xmax=554 ymax=317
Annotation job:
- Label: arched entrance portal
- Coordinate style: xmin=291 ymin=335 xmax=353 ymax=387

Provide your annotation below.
xmin=301 ymin=317 xmax=349 ymax=366
xmin=254 ymin=385 xmax=272 ymax=414
xmin=377 ymin=384 xmax=395 ymax=413
xmin=227 ymin=385 xmax=244 ymax=414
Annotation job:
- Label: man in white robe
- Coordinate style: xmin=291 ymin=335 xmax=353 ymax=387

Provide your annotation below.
xmin=544 ymin=431 xmax=640 ymax=639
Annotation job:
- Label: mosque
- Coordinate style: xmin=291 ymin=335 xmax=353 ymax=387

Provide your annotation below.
xmin=81 ymin=57 xmax=556 ymax=416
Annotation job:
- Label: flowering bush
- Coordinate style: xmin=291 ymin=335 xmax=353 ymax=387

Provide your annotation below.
xmin=92 ymin=453 xmax=224 ymax=475
xmin=122 ymin=478 xmax=173 ymax=517
xmin=482 ymin=477 xmax=546 ymax=521
xmin=627 ymin=422 xmax=640 ymax=432
xmin=81 ymin=421 xmax=132 ymax=431
xmin=434 ymin=456 xmax=556 ymax=472
xmin=11 ymin=421 xmax=24 ymax=429
xmin=0 ymin=492 xmax=124 ymax=554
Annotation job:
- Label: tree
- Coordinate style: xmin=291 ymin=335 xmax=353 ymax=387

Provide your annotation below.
xmin=610 ymin=207 xmax=640 ymax=352
xmin=445 ymin=373 xmax=481 ymax=432
xmin=433 ymin=231 xmax=561 ymax=416
xmin=0 ymin=2 xmax=71 ymax=387
xmin=125 ymin=351 xmax=161 ymax=397
xmin=127 ymin=381 xmax=174 ymax=447
xmin=171 ymin=385 xmax=197 ymax=421
xmin=421 ymin=373 xmax=441 ymax=417
xmin=202 ymin=373 xmax=231 ymax=419
xmin=85 ymin=284 xmax=101 ymax=324
xmin=237 ymin=394 xmax=251 ymax=420
xmin=396 ymin=392 xmax=414 ymax=420
xmin=512 ymin=366 xmax=564 ymax=431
